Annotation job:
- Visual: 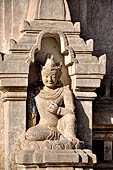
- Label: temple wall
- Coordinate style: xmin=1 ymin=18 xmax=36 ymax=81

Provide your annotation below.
xmin=0 ymin=0 xmax=28 ymax=53
xmin=0 ymin=1 xmax=28 ymax=168
xmin=0 ymin=92 xmax=5 ymax=170
xmin=0 ymin=0 xmax=4 ymax=52
xmin=69 ymin=1 xmax=113 ymax=169
xmin=67 ymin=0 xmax=113 ymax=76
xmin=0 ymin=0 xmax=112 ymax=170
xmin=0 ymin=0 xmax=111 ymax=73
xmin=85 ymin=0 xmax=113 ymax=76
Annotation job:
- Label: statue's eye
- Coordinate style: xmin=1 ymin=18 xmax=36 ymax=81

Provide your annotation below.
xmin=45 ymin=75 xmax=48 ymax=78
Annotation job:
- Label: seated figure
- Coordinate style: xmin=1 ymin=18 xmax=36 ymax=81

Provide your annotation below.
xmin=26 ymin=55 xmax=79 ymax=148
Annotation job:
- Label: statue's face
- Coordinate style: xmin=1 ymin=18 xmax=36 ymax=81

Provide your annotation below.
xmin=42 ymin=72 xmax=57 ymax=88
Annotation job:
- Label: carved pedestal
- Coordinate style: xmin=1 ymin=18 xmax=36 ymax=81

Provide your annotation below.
xmin=16 ymin=147 xmax=96 ymax=170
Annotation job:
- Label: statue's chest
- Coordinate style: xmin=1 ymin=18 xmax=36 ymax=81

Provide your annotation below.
xmin=36 ymin=92 xmax=63 ymax=109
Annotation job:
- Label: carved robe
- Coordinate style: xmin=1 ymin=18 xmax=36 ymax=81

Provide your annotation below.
xmin=26 ymin=86 xmax=77 ymax=142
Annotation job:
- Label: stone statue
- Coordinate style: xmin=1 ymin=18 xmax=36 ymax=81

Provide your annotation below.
xmin=26 ymin=55 xmax=79 ymax=148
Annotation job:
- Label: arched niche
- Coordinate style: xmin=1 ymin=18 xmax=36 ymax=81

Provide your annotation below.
xmin=27 ymin=29 xmax=74 ymax=128
xmin=28 ymin=29 xmax=73 ymax=89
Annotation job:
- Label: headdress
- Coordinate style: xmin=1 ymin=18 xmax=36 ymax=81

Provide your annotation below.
xmin=41 ymin=55 xmax=62 ymax=76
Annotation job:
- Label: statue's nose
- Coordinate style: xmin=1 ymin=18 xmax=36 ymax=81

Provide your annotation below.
xmin=48 ymin=76 xmax=52 ymax=81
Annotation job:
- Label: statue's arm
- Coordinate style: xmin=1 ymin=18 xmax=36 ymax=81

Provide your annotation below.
xmin=57 ymin=86 xmax=75 ymax=116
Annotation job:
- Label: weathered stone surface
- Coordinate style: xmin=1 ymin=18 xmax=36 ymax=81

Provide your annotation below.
xmin=0 ymin=0 xmax=4 ymax=52
xmin=4 ymin=53 xmax=29 ymax=62
xmin=68 ymin=54 xmax=106 ymax=76
xmin=0 ymin=92 xmax=5 ymax=170
xmin=75 ymin=100 xmax=93 ymax=149
xmin=16 ymin=167 xmax=93 ymax=170
xmin=0 ymin=0 xmax=107 ymax=170
xmin=21 ymin=140 xmax=76 ymax=151
xmin=83 ymin=1 xmax=113 ymax=76
xmin=0 ymin=78 xmax=28 ymax=87
xmin=20 ymin=20 xmax=75 ymax=33
xmin=26 ymin=56 xmax=80 ymax=149
xmin=0 ymin=62 xmax=29 ymax=74
xmin=104 ymin=141 xmax=112 ymax=161
xmin=27 ymin=0 xmax=71 ymax=21
xmin=93 ymin=99 xmax=113 ymax=126
xmin=0 ymin=0 xmax=28 ymax=53
xmin=43 ymin=150 xmax=79 ymax=164
xmin=47 ymin=168 xmax=74 ymax=170
xmin=68 ymin=0 xmax=113 ymax=76
xmin=93 ymin=130 xmax=113 ymax=141
xmin=4 ymin=100 xmax=27 ymax=170
xmin=16 ymin=149 xmax=96 ymax=165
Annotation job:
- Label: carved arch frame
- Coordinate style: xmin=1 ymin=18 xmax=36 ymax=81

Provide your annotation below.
xmin=27 ymin=28 xmax=76 ymax=128
xmin=27 ymin=28 xmax=75 ymax=64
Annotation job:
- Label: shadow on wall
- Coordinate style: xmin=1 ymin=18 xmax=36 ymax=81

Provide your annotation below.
xmin=67 ymin=0 xmax=79 ymax=23
xmin=74 ymin=96 xmax=91 ymax=149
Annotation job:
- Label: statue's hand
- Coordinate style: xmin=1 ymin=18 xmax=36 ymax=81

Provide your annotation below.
xmin=48 ymin=102 xmax=58 ymax=114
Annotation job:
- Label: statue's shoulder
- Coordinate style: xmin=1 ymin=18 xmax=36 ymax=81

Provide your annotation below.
xmin=63 ymin=85 xmax=73 ymax=95
xmin=64 ymin=85 xmax=70 ymax=89
xmin=63 ymin=85 xmax=71 ymax=91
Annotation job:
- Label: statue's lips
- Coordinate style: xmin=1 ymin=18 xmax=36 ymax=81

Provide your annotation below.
xmin=47 ymin=82 xmax=54 ymax=85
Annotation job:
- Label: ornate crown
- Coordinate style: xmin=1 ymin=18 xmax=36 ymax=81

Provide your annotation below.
xmin=41 ymin=54 xmax=62 ymax=76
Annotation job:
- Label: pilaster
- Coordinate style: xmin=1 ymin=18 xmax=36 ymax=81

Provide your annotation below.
xmin=0 ymin=61 xmax=29 ymax=170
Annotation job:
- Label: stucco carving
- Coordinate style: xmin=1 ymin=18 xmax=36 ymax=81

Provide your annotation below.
xmin=0 ymin=0 xmax=107 ymax=169
xmin=28 ymin=28 xmax=69 ymax=63
xmin=26 ymin=55 xmax=80 ymax=149
xmin=27 ymin=0 xmax=71 ymax=21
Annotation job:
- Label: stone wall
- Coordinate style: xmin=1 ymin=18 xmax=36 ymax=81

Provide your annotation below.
xmin=0 ymin=0 xmax=111 ymax=169
xmin=0 ymin=0 xmax=28 ymax=53
xmin=0 ymin=0 xmax=112 ymax=74
xmin=86 ymin=0 xmax=113 ymax=76
xmin=70 ymin=1 xmax=113 ymax=168
xmin=67 ymin=0 xmax=113 ymax=76
xmin=0 ymin=1 xmax=28 ymax=168
xmin=0 ymin=92 xmax=5 ymax=170
xmin=1 ymin=0 xmax=112 ymax=75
